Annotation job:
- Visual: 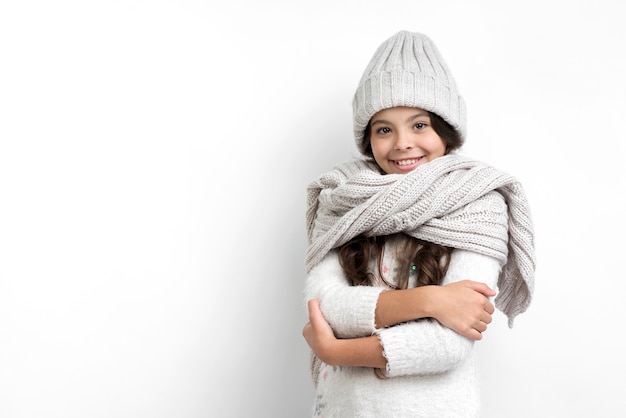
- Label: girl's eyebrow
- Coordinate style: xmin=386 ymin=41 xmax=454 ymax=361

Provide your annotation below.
xmin=371 ymin=112 xmax=430 ymax=127
xmin=406 ymin=112 xmax=430 ymax=123
xmin=370 ymin=119 xmax=390 ymax=127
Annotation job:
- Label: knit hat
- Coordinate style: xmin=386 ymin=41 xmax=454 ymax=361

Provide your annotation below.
xmin=352 ymin=30 xmax=466 ymax=154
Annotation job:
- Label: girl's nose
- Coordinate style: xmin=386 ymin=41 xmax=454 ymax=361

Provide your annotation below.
xmin=394 ymin=131 xmax=413 ymax=150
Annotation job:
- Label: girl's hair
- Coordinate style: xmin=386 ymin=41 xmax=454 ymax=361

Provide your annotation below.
xmin=338 ymin=234 xmax=451 ymax=288
xmin=360 ymin=111 xmax=463 ymax=162
xmin=339 ymin=110 xmax=459 ymax=288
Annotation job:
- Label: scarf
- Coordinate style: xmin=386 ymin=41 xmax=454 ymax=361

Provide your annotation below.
xmin=305 ymin=154 xmax=535 ymax=327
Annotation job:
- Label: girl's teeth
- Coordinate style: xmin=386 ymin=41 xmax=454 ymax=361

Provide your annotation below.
xmin=397 ymin=159 xmax=418 ymax=166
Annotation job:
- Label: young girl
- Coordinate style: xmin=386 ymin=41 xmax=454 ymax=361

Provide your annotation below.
xmin=302 ymin=31 xmax=536 ymax=417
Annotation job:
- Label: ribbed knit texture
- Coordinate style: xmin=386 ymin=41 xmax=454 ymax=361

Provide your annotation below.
xmin=353 ymin=30 xmax=466 ymax=154
xmin=306 ymin=154 xmax=536 ymax=327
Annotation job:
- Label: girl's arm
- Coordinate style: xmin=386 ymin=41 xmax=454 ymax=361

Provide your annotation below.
xmin=303 ymin=249 xmax=502 ymax=376
xmin=375 ymin=280 xmax=495 ymax=340
xmin=304 ymin=251 xmax=494 ymax=341
xmin=379 ymin=250 xmax=501 ymax=377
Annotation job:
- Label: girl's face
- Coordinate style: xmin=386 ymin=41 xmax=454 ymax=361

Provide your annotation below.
xmin=369 ymin=106 xmax=446 ymax=175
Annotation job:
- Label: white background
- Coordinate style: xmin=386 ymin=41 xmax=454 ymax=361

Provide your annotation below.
xmin=1 ymin=1 xmax=625 ymax=417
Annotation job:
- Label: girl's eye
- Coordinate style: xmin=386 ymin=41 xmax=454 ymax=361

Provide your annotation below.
xmin=376 ymin=127 xmax=391 ymax=135
xmin=414 ymin=122 xmax=427 ymax=130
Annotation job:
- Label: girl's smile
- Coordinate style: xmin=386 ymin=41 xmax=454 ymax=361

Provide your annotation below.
xmin=391 ymin=156 xmax=425 ymax=171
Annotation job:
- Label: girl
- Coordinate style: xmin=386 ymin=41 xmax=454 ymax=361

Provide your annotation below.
xmin=302 ymin=31 xmax=535 ymax=417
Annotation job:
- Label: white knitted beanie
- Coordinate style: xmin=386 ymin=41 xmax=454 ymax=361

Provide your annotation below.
xmin=353 ymin=30 xmax=466 ymax=154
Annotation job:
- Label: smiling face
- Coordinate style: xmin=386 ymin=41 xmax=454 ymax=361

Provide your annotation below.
xmin=368 ymin=106 xmax=447 ymax=175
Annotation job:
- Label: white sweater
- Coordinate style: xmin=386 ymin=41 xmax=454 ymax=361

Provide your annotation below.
xmin=304 ymin=248 xmax=501 ymax=418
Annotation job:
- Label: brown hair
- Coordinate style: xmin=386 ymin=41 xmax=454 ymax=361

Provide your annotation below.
xmin=339 ymin=234 xmax=451 ymax=288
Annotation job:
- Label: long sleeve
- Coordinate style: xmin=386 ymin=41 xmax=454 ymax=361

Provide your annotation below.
xmin=304 ymin=250 xmax=384 ymax=339
xmin=378 ymin=249 xmax=501 ymax=377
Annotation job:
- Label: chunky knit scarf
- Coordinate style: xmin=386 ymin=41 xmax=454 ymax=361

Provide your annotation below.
xmin=305 ymin=154 xmax=535 ymax=327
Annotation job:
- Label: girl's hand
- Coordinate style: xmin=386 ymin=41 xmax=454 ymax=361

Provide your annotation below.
xmin=302 ymin=299 xmax=337 ymax=364
xmin=431 ymin=280 xmax=496 ymax=341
